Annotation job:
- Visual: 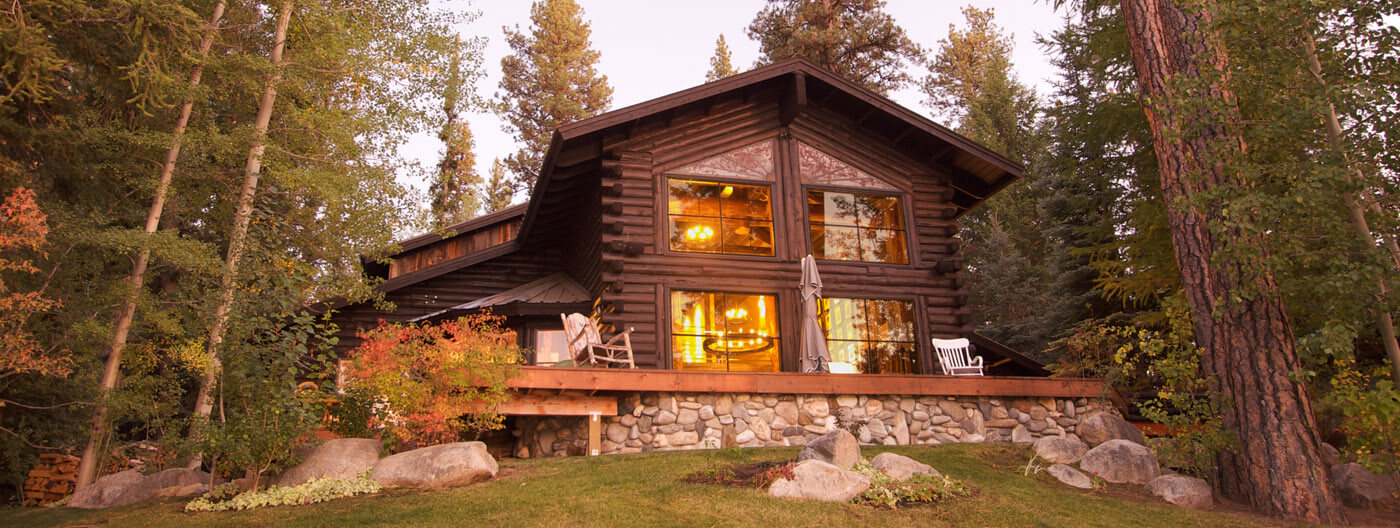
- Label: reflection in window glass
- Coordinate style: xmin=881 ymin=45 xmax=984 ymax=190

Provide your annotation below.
xmin=808 ymin=191 xmax=908 ymax=264
xmin=534 ymin=330 xmax=569 ymax=365
xmin=672 ymin=290 xmax=780 ymax=372
xmin=669 ymin=180 xmax=775 ymax=256
xmin=819 ymin=298 xmax=917 ymax=374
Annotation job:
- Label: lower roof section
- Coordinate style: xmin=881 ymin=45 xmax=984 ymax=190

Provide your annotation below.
xmin=509 ymin=366 xmax=1110 ymax=400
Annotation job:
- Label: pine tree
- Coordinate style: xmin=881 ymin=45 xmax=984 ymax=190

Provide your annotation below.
xmin=430 ymin=38 xmax=482 ymax=227
xmin=706 ymin=34 xmax=738 ymax=82
xmin=746 ymin=0 xmax=923 ymax=95
xmin=496 ymin=0 xmax=612 ymax=195
xmin=481 ymin=159 xmax=514 ymax=213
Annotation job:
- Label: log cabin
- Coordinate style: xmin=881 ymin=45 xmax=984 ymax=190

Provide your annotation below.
xmin=322 ymin=58 xmax=1117 ymax=457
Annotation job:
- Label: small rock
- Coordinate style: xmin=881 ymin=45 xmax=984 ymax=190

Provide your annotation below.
xmin=1147 ymin=474 xmax=1213 ymax=510
xmin=735 ymin=430 xmax=755 ymax=444
xmin=655 ymin=410 xmax=677 ymax=425
xmin=606 ymin=423 xmax=629 ymax=443
xmin=797 ymin=429 xmax=861 ymax=469
xmin=1319 ymin=443 xmax=1341 ymax=468
xmin=769 ymin=460 xmax=871 ymax=502
xmin=1033 ymin=436 xmax=1089 ymax=464
xmin=1011 ymin=425 xmax=1033 ymax=443
xmin=775 ymin=402 xmax=799 ymax=425
xmin=1078 ymin=414 xmax=1146 ymax=447
xmin=1047 ymin=464 xmax=1093 ymax=489
xmin=1079 ymin=439 xmax=1160 ymax=484
xmin=937 ymin=401 xmax=966 ymax=421
xmin=871 ymin=452 xmax=940 ymax=481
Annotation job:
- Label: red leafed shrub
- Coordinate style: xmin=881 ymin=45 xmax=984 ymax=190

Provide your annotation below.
xmin=0 ymin=187 xmax=69 ymax=378
xmin=345 ymin=314 xmax=521 ymax=449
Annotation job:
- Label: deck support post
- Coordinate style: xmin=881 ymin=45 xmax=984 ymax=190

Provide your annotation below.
xmin=588 ymin=411 xmax=602 ymax=456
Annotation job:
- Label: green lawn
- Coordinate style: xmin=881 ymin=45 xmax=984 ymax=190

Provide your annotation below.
xmin=2 ymin=444 xmax=1323 ymax=528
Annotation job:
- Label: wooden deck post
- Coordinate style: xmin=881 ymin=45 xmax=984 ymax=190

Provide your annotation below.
xmin=588 ymin=411 xmax=602 ymax=456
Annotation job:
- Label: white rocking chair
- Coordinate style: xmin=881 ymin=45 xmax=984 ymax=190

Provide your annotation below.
xmin=931 ymin=338 xmax=984 ymax=376
xmin=561 ymin=313 xmax=636 ymax=368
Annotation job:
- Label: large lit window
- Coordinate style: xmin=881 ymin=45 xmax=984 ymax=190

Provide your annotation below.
xmin=820 ymin=298 xmax=917 ymax=374
xmin=671 ymin=290 xmax=780 ymax=372
xmin=668 ymin=180 xmax=774 ymax=256
xmin=808 ymin=191 xmax=908 ymax=264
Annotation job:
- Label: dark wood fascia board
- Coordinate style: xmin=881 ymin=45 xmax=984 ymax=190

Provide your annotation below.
xmin=316 ymin=241 xmax=525 ymax=313
xmin=970 ymin=332 xmax=1050 ymax=376
xmin=384 ymin=204 xmax=528 ymax=257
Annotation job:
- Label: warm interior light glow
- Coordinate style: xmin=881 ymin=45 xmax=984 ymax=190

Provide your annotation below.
xmin=720 ymin=185 xmax=734 ymax=198
xmin=685 ymin=225 xmax=714 ymax=240
xmin=724 ymin=308 xmax=747 ymax=320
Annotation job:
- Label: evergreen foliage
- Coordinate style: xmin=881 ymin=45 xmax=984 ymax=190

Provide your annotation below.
xmin=746 ymin=0 xmax=923 ymax=95
xmin=496 ymin=0 xmax=613 ymax=196
xmin=481 ymin=159 xmax=515 ymax=213
xmin=430 ymin=37 xmax=486 ymax=227
xmin=706 ymin=34 xmax=739 ymax=82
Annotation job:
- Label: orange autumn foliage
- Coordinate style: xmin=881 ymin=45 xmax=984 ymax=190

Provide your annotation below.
xmin=0 ymin=187 xmax=69 ymax=378
xmin=345 ymin=313 xmax=520 ymax=448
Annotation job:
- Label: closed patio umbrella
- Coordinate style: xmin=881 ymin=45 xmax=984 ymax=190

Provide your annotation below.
xmin=800 ymin=255 xmax=831 ymax=373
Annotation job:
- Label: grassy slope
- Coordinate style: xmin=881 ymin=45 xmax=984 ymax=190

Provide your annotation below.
xmin=2 ymin=444 xmax=1316 ymax=528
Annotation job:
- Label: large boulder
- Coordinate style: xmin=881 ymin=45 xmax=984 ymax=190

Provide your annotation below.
xmin=1330 ymin=463 xmax=1399 ymax=508
xmin=370 ymin=441 xmax=498 ymax=489
xmin=768 ymin=460 xmax=871 ymax=502
xmin=870 ymin=452 xmax=940 ymax=481
xmin=1077 ymin=414 xmax=1146 ymax=447
xmin=1034 ymin=436 xmax=1089 ymax=465
xmin=277 ymin=438 xmax=382 ymax=487
xmin=1079 ymin=439 xmax=1160 ymax=484
xmin=68 ymin=470 xmax=147 ymax=509
xmin=1146 ymin=474 xmax=1213 ymax=510
xmin=130 ymin=468 xmax=209 ymax=499
xmin=797 ymin=429 xmax=860 ymax=470
xmin=1047 ymin=464 xmax=1093 ymax=489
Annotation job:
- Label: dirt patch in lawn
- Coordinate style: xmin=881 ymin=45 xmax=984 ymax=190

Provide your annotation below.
xmin=683 ymin=460 xmax=796 ymax=489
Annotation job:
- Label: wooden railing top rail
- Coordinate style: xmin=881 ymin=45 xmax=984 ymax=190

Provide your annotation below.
xmin=509 ymin=366 xmax=1113 ymax=400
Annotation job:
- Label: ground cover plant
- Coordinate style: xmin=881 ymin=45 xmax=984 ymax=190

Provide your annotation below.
xmin=1 ymin=444 xmax=1360 ymax=528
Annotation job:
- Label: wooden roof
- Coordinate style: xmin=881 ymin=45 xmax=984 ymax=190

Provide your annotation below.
xmin=408 ymin=272 xmax=591 ymax=322
xmin=520 ymin=57 xmax=1024 ymax=245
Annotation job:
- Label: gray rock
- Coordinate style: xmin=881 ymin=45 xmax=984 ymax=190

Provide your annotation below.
xmin=1147 ymin=474 xmax=1213 ymax=510
xmin=1320 ymin=443 xmax=1341 ymax=468
xmin=1330 ymin=462 xmax=1399 ymax=508
xmin=1079 ymin=439 xmax=1160 ymax=484
xmin=606 ymin=423 xmax=629 ymax=443
xmin=1047 ymin=464 xmax=1093 ymax=489
xmin=68 ymin=470 xmax=146 ymax=509
xmin=1034 ymin=436 xmax=1089 ymax=465
xmin=1011 ymin=425 xmax=1033 ymax=443
xmin=870 ymin=452 xmax=940 ymax=481
xmin=797 ymin=429 xmax=861 ymax=469
xmin=370 ymin=441 xmax=497 ymax=489
xmin=277 ymin=438 xmax=381 ymax=487
xmin=768 ymin=460 xmax=871 ymax=502
xmin=937 ymin=401 xmax=966 ymax=421
xmin=1077 ymin=414 xmax=1146 ymax=447
xmin=775 ymin=402 xmax=799 ymax=425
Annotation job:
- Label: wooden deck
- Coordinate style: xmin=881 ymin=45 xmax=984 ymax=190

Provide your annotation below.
xmin=504 ymin=366 xmax=1112 ymax=409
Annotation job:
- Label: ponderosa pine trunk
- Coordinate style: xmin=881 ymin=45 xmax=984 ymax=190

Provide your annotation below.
xmin=188 ymin=1 xmax=293 ymax=455
xmin=74 ymin=0 xmax=228 ymax=490
xmin=1119 ymin=0 xmax=1347 ymax=523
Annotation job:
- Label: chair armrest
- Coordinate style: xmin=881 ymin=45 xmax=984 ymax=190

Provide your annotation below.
xmin=603 ymin=326 xmax=636 ymax=347
xmin=970 ymin=355 xmax=984 ymax=367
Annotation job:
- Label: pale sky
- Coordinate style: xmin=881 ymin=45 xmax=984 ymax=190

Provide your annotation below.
xmin=398 ymin=1 xmax=1064 ymax=204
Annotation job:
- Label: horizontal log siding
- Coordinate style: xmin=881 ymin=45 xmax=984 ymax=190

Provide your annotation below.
xmin=592 ymin=93 xmax=971 ymax=373
xmin=329 ymin=248 xmax=562 ymax=355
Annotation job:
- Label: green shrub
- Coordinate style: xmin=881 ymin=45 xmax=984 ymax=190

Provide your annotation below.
xmin=850 ymin=460 xmax=972 ymax=509
xmin=184 ymin=474 xmax=381 ymax=512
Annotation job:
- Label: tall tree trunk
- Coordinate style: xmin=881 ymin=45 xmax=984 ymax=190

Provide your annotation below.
xmin=188 ymin=0 xmax=293 ymax=459
xmin=74 ymin=0 xmax=228 ymax=491
xmin=1302 ymin=35 xmax=1400 ymax=384
xmin=1119 ymin=0 xmax=1347 ymax=523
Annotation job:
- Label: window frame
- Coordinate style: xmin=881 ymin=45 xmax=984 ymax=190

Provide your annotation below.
xmin=802 ymin=184 xmax=917 ymax=267
xmin=664 ymin=286 xmax=784 ymax=373
xmin=816 ymin=294 xmax=922 ymax=375
xmin=659 ymin=174 xmax=782 ymax=261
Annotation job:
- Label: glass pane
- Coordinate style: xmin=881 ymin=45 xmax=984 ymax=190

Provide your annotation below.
xmin=672 ymin=291 xmax=722 ymax=369
xmin=720 ymin=219 xmax=774 ymax=256
xmin=668 ymin=180 xmax=721 ymax=217
xmin=669 ymin=216 xmax=721 ymax=253
xmin=670 ymin=140 xmax=774 ymax=182
xmin=534 ymin=330 xmax=570 ymax=365
xmin=858 ymin=195 xmax=904 ymax=230
xmin=808 ymin=191 xmax=860 ymax=226
xmin=868 ymin=342 xmax=918 ymax=374
xmin=811 ymin=225 xmax=860 ymax=261
xmin=860 ymin=228 xmax=908 ymax=264
xmin=672 ymin=336 xmax=726 ymax=370
xmin=719 ymin=184 xmax=772 ymax=220
xmin=826 ymin=340 xmax=865 ymax=370
xmin=672 ymin=291 xmax=779 ymax=372
xmin=820 ymin=298 xmax=867 ymax=342
xmin=864 ymin=300 xmax=915 ymax=342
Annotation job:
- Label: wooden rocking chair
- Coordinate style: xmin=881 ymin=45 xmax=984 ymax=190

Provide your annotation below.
xmin=561 ymin=313 xmax=636 ymax=368
xmin=931 ymin=338 xmax=984 ymax=376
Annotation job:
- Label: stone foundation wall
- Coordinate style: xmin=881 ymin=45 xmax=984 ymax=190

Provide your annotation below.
xmin=512 ymin=392 xmax=1112 ymax=458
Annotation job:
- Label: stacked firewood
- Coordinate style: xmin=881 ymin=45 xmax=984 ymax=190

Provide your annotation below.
xmin=23 ymin=454 xmax=80 ymax=507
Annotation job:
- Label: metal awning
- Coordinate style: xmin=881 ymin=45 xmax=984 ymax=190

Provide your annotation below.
xmin=409 ymin=272 xmax=591 ymax=322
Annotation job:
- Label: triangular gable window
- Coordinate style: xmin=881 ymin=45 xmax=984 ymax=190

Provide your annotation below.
xmin=798 ymin=142 xmax=897 ymax=190
xmin=669 ymin=140 xmax=774 ymax=181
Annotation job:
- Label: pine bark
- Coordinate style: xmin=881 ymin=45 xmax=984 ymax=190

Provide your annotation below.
xmin=74 ymin=0 xmax=228 ymax=490
xmin=190 ymin=0 xmax=293 ymax=434
xmin=1118 ymin=0 xmax=1347 ymax=523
